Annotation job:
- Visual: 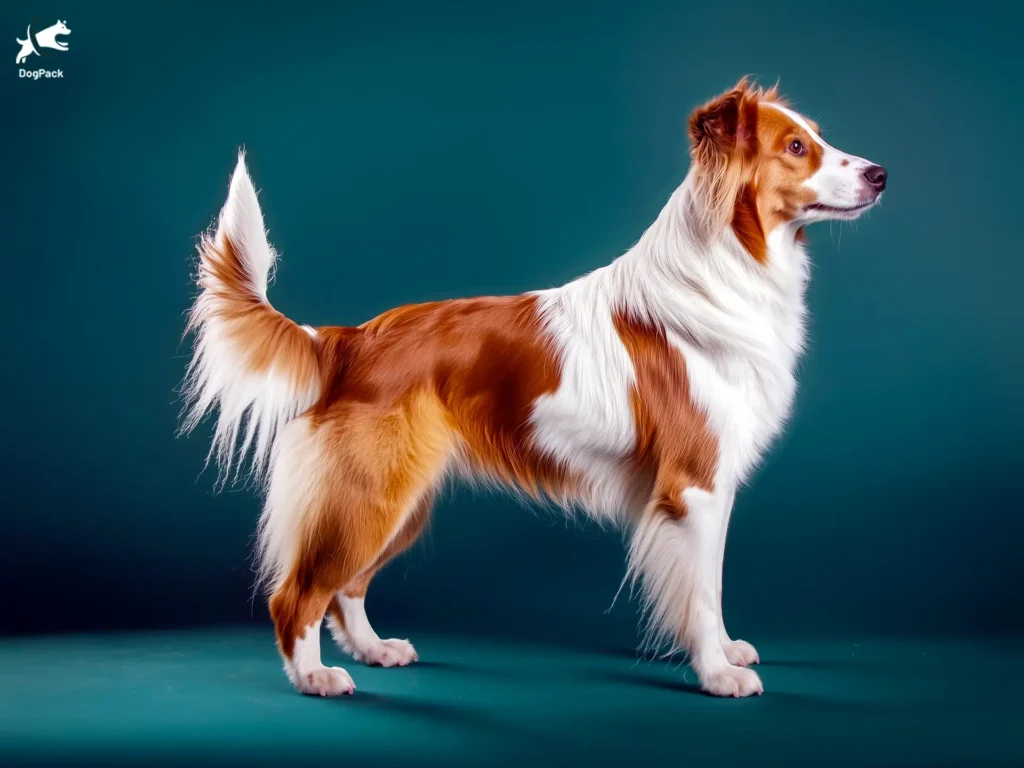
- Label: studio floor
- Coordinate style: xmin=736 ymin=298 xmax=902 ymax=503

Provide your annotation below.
xmin=0 ymin=627 xmax=1020 ymax=766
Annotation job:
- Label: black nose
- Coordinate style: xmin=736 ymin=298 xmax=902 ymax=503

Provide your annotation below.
xmin=863 ymin=164 xmax=887 ymax=191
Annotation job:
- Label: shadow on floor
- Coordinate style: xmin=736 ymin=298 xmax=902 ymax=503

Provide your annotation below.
xmin=580 ymin=668 xmax=705 ymax=696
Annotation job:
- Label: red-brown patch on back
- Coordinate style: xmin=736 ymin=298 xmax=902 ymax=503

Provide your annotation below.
xmin=613 ymin=312 xmax=718 ymax=518
xmin=314 ymin=294 xmax=575 ymax=502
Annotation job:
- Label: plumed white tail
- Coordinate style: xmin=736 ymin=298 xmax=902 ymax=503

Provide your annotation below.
xmin=180 ymin=153 xmax=322 ymax=487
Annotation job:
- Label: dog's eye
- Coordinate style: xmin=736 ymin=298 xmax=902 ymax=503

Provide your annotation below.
xmin=788 ymin=139 xmax=806 ymax=157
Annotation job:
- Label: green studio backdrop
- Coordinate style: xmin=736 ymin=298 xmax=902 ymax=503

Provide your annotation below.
xmin=1 ymin=0 xmax=1021 ymax=649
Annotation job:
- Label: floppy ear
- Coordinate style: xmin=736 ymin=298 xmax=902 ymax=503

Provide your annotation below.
xmin=688 ymin=79 xmax=757 ymax=161
xmin=687 ymin=80 xmax=759 ymax=232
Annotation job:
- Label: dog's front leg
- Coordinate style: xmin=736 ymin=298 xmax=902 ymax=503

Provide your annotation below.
xmin=715 ymin=491 xmax=760 ymax=667
xmin=629 ymin=487 xmax=763 ymax=697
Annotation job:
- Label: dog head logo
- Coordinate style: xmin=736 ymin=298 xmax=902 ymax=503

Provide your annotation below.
xmin=15 ymin=20 xmax=71 ymax=65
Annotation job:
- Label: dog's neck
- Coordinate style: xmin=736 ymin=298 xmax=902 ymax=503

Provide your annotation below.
xmin=577 ymin=172 xmax=811 ymax=365
xmin=641 ymin=172 xmax=808 ymax=287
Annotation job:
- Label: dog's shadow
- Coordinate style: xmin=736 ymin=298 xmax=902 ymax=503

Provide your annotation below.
xmin=758 ymin=658 xmax=865 ymax=671
xmin=336 ymin=690 xmax=545 ymax=740
xmin=584 ymin=667 xmax=705 ymax=696
xmin=605 ymin=647 xmax=871 ymax=674
xmin=407 ymin=659 xmax=464 ymax=671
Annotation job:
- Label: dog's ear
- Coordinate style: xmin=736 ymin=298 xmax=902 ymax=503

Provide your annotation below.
xmin=687 ymin=79 xmax=761 ymax=233
xmin=688 ymin=78 xmax=758 ymax=161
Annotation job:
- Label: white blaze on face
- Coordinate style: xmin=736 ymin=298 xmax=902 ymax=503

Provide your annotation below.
xmin=763 ymin=103 xmax=882 ymax=221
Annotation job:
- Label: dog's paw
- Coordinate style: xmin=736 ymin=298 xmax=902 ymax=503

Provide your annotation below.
xmin=355 ymin=638 xmax=418 ymax=667
xmin=701 ymin=665 xmax=763 ymax=698
xmin=723 ymin=638 xmax=760 ymax=667
xmin=295 ymin=666 xmax=356 ymax=697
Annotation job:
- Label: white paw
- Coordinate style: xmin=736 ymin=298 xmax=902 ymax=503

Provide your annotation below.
xmin=355 ymin=638 xmax=419 ymax=667
xmin=723 ymin=638 xmax=760 ymax=667
xmin=701 ymin=665 xmax=763 ymax=698
xmin=295 ymin=666 xmax=355 ymax=697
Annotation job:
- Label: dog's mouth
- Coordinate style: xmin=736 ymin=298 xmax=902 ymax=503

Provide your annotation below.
xmin=805 ymin=198 xmax=878 ymax=219
xmin=807 ymin=201 xmax=873 ymax=214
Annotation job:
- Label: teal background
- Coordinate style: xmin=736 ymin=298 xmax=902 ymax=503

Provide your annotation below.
xmin=1 ymin=0 xmax=1022 ymax=764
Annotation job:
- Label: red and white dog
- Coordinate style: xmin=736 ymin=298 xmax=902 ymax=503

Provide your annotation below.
xmin=182 ymin=80 xmax=885 ymax=698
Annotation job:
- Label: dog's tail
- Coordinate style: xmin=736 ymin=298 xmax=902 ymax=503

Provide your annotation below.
xmin=180 ymin=152 xmax=324 ymax=486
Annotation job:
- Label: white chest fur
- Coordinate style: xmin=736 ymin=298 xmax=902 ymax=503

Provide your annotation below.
xmin=666 ymin=227 xmax=809 ymax=490
xmin=532 ymin=182 xmax=810 ymax=514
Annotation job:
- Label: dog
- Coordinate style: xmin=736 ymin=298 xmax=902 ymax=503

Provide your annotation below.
xmin=15 ymin=20 xmax=70 ymax=65
xmin=181 ymin=79 xmax=885 ymax=698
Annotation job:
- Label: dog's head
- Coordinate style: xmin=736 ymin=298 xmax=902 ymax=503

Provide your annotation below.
xmin=688 ymin=79 xmax=885 ymax=258
xmin=52 ymin=19 xmax=71 ymax=36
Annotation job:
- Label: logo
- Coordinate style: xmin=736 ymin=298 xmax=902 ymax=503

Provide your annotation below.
xmin=15 ymin=19 xmax=70 ymax=78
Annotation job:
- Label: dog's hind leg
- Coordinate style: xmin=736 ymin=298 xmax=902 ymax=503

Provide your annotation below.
xmin=326 ymin=492 xmax=433 ymax=667
xmin=263 ymin=396 xmax=451 ymax=696
xmin=269 ymin=572 xmax=355 ymax=696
